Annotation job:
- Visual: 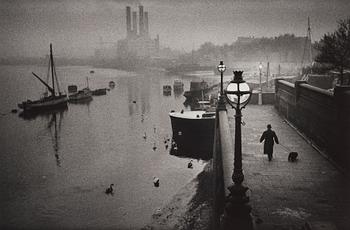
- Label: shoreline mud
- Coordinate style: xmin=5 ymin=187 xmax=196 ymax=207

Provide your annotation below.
xmin=142 ymin=162 xmax=213 ymax=230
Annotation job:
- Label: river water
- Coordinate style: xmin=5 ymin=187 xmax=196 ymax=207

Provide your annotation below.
xmin=0 ymin=65 xmax=219 ymax=229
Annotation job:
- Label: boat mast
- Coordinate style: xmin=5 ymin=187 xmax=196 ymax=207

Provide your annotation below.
xmin=301 ymin=17 xmax=312 ymax=67
xmin=50 ymin=43 xmax=55 ymax=96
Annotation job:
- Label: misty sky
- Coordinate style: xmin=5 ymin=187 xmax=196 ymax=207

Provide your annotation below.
xmin=1 ymin=0 xmax=349 ymax=58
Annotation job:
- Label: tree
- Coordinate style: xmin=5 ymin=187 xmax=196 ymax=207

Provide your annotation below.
xmin=316 ymin=18 xmax=350 ymax=85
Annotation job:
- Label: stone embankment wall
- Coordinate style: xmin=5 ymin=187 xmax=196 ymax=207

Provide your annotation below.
xmin=211 ymin=110 xmax=226 ymax=229
xmin=275 ymin=79 xmax=350 ymax=170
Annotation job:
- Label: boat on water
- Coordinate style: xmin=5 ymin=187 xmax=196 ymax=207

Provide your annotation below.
xmin=169 ymin=106 xmax=216 ymax=159
xmin=92 ymin=88 xmax=107 ymax=96
xmin=69 ymin=77 xmax=92 ymax=102
xmin=68 ymin=88 xmax=92 ymax=102
xmin=109 ymin=81 xmax=116 ymax=89
xmin=163 ymin=85 xmax=172 ymax=96
xmin=18 ymin=44 xmax=68 ymax=111
xmin=173 ymin=80 xmax=184 ymax=90
xmin=183 ymin=80 xmax=210 ymax=101
xmin=68 ymin=85 xmax=78 ymax=94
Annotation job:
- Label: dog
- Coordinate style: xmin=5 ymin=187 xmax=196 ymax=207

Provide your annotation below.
xmin=288 ymin=152 xmax=298 ymax=162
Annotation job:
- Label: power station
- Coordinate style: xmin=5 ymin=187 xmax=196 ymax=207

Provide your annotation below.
xmin=117 ymin=5 xmax=160 ymax=58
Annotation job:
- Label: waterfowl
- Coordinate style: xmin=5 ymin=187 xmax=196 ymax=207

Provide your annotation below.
xmin=187 ymin=160 xmax=193 ymax=169
xmin=153 ymin=177 xmax=160 ymax=187
xmin=143 ymin=132 xmax=147 ymax=139
xmin=105 ymin=184 xmax=114 ymax=194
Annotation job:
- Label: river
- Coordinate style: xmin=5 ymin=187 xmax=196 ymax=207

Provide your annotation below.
xmin=0 ymin=65 xmax=219 ymax=229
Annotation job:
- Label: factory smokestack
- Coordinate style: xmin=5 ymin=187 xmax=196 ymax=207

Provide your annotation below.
xmin=126 ymin=6 xmax=131 ymax=38
xmin=144 ymin=11 xmax=149 ymax=36
xmin=139 ymin=5 xmax=144 ymax=36
xmin=132 ymin=11 xmax=137 ymax=36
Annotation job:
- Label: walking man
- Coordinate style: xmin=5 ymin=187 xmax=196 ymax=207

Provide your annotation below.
xmin=260 ymin=124 xmax=279 ymax=161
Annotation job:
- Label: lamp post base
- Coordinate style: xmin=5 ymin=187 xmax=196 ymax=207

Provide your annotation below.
xmin=221 ymin=183 xmax=253 ymax=230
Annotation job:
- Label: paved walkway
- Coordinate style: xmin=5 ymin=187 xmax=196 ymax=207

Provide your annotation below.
xmin=223 ymin=105 xmax=350 ymax=230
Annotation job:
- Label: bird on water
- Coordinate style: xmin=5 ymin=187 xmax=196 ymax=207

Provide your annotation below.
xmin=105 ymin=184 xmax=114 ymax=194
xmin=153 ymin=177 xmax=160 ymax=187
xmin=188 ymin=160 xmax=193 ymax=169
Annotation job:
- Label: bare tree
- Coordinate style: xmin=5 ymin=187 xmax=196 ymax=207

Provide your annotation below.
xmin=316 ymin=18 xmax=350 ymax=85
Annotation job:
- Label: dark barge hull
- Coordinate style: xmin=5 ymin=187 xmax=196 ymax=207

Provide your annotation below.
xmin=18 ymin=95 xmax=68 ymax=111
xmin=169 ymin=111 xmax=215 ymax=160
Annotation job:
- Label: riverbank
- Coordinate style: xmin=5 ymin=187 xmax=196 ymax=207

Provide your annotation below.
xmin=143 ymin=163 xmax=213 ymax=230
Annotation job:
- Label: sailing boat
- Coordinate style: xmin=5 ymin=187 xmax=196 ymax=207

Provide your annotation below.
xmin=18 ymin=44 xmax=68 ymax=111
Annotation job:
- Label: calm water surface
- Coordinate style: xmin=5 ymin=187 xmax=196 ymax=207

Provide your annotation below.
xmin=0 ymin=65 xmax=219 ymax=229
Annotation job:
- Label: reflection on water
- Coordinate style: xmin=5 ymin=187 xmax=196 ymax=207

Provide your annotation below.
xmin=19 ymin=106 xmax=68 ymax=167
xmin=47 ymin=111 xmax=64 ymax=167
xmin=18 ymin=105 xmax=68 ymax=120
xmin=0 ymin=65 xmax=216 ymax=229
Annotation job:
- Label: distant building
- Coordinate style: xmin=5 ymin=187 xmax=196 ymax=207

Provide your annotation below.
xmin=117 ymin=5 xmax=160 ymax=59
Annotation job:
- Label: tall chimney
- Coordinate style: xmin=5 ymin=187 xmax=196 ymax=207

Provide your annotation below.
xmin=132 ymin=11 xmax=137 ymax=36
xmin=144 ymin=11 xmax=149 ymax=36
xmin=139 ymin=5 xmax=144 ymax=36
xmin=126 ymin=6 xmax=131 ymax=38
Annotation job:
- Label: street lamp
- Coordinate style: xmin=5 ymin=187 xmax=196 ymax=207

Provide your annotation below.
xmin=258 ymin=62 xmax=263 ymax=105
xmin=217 ymin=61 xmax=227 ymax=110
xmin=222 ymin=70 xmax=253 ymax=229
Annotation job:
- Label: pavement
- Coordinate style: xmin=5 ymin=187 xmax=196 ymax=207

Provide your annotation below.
xmin=223 ymin=105 xmax=350 ymax=230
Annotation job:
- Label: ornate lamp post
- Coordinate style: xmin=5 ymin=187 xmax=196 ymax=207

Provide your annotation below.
xmin=222 ymin=71 xmax=253 ymax=229
xmin=217 ymin=61 xmax=227 ymax=110
xmin=258 ymin=62 xmax=263 ymax=105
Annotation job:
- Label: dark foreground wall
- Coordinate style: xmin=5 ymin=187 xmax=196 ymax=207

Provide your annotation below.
xmin=275 ymin=79 xmax=350 ymax=170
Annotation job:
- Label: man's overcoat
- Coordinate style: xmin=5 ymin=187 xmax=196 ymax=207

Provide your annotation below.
xmin=260 ymin=129 xmax=279 ymax=155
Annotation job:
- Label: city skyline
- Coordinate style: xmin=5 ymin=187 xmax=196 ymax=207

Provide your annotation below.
xmin=1 ymin=0 xmax=349 ymax=58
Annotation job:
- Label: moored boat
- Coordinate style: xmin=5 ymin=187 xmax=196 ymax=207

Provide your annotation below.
xmin=183 ymin=80 xmax=210 ymax=101
xmin=163 ymin=85 xmax=172 ymax=96
xmin=68 ymin=85 xmax=78 ymax=94
xmin=109 ymin=81 xmax=116 ymax=89
xmin=68 ymin=88 xmax=92 ymax=102
xmin=18 ymin=44 xmax=68 ymax=111
xmin=92 ymin=88 xmax=107 ymax=96
xmin=169 ymin=109 xmax=215 ymax=159
xmin=173 ymin=80 xmax=184 ymax=90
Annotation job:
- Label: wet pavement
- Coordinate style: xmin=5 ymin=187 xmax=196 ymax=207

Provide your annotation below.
xmin=224 ymin=105 xmax=350 ymax=230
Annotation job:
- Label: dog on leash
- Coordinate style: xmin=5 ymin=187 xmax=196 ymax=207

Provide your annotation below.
xmin=288 ymin=152 xmax=298 ymax=162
